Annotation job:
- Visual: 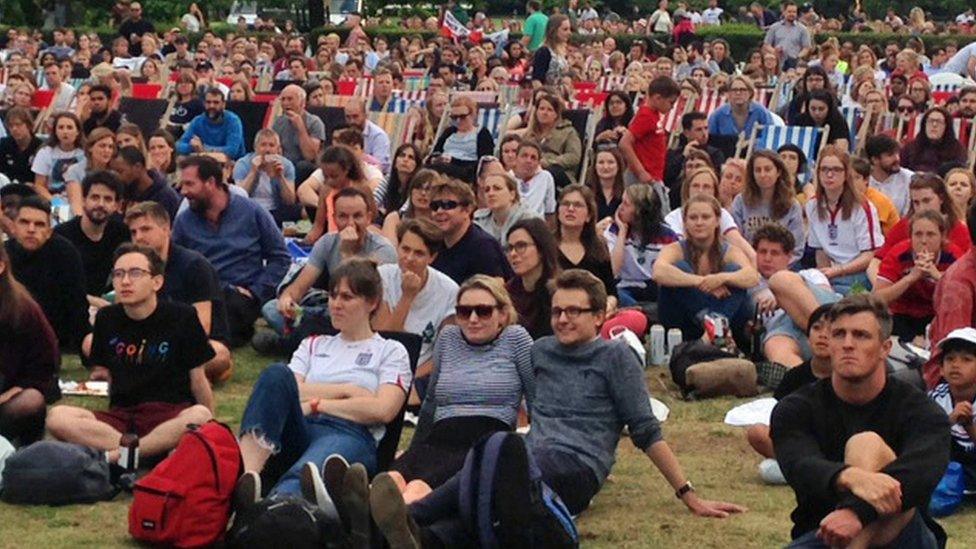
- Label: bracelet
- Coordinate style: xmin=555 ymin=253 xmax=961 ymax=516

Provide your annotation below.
xmin=310 ymin=398 xmax=321 ymax=415
xmin=675 ymin=481 xmax=695 ymax=499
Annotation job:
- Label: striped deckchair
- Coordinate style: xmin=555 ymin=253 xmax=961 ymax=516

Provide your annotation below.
xmin=695 ymin=89 xmax=727 ymax=118
xmin=402 ymin=76 xmax=427 ymax=92
xmin=453 ymin=90 xmax=498 ymax=105
xmin=368 ymin=111 xmax=417 ymax=157
xmin=392 ymin=89 xmax=427 ymax=102
xmin=322 ymin=94 xmax=358 ymax=108
xmin=840 ymin=106 xmax=862 ymax=150
xmin=499 ymin=84 xmax=520 ymax=107
xmin=755 ymin=87 xmax=775 ymax=108
xmin=355 ymin=77 xmax=374 ymax=98
xmin=597 ymin=74 xmax=627 ymax=92
xmin=745 ymin=124 xmax=827 ymax=164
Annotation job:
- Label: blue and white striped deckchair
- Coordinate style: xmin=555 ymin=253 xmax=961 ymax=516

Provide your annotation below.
xmin=479 ymin=107 xmax=506 ymax=141
xmin=384 ymin=98 xmax=424 ymax=114
xmin=840 ymin=106 xmax=862 ymax=151
xmin=748 ymin=124 xmax=826 ymax=165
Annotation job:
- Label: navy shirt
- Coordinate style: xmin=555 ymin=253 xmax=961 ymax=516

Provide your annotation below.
xmin=130 ymin=170 xmax=181 ymax=220
xmin=160 ymin=244 xmax=230 ymax=344
xmin=432 ymin=223 xmax=514 ymax=285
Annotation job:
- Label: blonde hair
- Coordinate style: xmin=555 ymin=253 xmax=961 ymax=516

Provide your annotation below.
xmin=457 ymin=275 xmax=518 ymax=326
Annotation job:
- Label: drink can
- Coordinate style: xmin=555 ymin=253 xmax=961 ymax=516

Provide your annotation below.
xmin=666 ymin=328 xmax=683 ymax=361
xmin=649 ymin=324 xmax=666 ymax=366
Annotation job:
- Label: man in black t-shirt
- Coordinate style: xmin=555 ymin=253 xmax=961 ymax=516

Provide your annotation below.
xmin=111 ymin=146 xmax=181 ymax=220
xmin=0 ymin=107 xmax=42 ymax=186
xmin=54 ymin=170 xmax=130 ymax=300
xmin=81 ymin=84 xmax=123 ymax=137
xmin=125 ymin=201 xmax=233 ymax=384
xmin=46 ymin=244 xmax=214 ymax=464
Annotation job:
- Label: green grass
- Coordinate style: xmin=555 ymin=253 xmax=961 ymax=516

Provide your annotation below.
xmin=1 ymin=351 xmax=974 ymax=548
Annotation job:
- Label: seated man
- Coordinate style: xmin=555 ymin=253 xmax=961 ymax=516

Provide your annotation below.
xmin=364 ymin=270 xmax=744 ymax=548
xmin=510 ymin=140 xmax=556 ymax=223
xmin=126 ymin=202 xmax=234 ymax=383
xmin=46 ymin=244 xmax=214 ymax=465
xmin=270 ymin=84 xmax=325 ymax=182
xmin=4 ymin=196 xmax=88 ymax=351
xmin=752 ymin=224 xmax=841 ymax=367
xmin=232 ymin=129 xmax=298 ymax=224
xmin=176 ymin=88 xmax=246 ymax=160
xmin=172 ymin=155 xmax=290 ymax=347
xmin=81 ymin=84 xmax=123 ymax=136
xmin=430 ymin=179 xmax=513 ymax=285
xmin=111 ymin=146 xmax=182 ymax=221
xmin=54 ymin=171 xmax=130 ymax=305
xmin=929 ymin=328 xmax=976 ymax=511
xmin=258 ymin=186 xmax=397 ymax=346
xmin=343 ymin=97 xmax=391 ymax=174
xmin=771 ymin=294 xmax=950 ymax=548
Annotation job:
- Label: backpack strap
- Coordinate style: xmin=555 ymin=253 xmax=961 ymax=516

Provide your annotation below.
xmin=474 ymin=432 xmax=512 ymax=549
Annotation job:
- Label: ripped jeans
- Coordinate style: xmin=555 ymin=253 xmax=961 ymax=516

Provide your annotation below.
xmin=238 ymin=364 xmax=377 ymax=497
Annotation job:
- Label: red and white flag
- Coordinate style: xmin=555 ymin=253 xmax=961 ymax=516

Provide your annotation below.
xmin=441 ymin=11 xmax=470 ymax=42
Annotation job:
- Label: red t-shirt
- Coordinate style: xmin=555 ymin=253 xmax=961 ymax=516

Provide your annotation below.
xmin=873 ymin=218 xmax=972 ymax=259
xmin=877 ymin=240 xmax=962 ymax=318
xmin=627 ymin=105 xmax=667 ymax=181
xmin=926 ymin=248 xmax=976 ymax=388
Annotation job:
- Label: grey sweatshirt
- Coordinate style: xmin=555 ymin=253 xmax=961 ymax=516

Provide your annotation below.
xmin=526 ymin=336 xmax=663 ymax=484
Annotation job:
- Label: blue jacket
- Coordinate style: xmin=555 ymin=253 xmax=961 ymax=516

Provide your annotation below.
xmin=176 ymin=111 xmax=246 ymax=160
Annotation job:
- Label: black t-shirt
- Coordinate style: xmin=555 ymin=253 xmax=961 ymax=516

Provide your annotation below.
xmin=91 ymin=301 xmax=214 ymax=408
xmin=773 ymin=360 xmax=819 ymax=400
xmin=83 ymin=109 xmax=123 ymax=136
xmin=432 ymin=224 xmax=514 ymax=285
xmin=0 ymin=136 xmax=43 ymax=184
xmin=130 ymin=171 xmax=181 ymax=220
xmin=169 ymin=98 xmax=204 ymax=126
xmin=54 ymin=217 xmax=131 ymax=296
xmin=161 ymin=244 xmax=230 ymax=343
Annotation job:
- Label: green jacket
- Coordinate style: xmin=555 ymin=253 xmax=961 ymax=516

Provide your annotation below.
xmin=538 ymin=119 xmax=582 ymax=184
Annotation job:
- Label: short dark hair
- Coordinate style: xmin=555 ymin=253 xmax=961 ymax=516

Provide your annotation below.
xmin=850 ymin=156 xmax=871 ymax=178
xmin=911 ymin=208 xmax=947 ymax=234
xmin=116 ymin=145 xmax=146 ymax=167
xmin=113 ymin=242 xmax=165 ymax=276
xmin=334 ymin=127 xmax=365 ymax=148
xmin=3 ymin=106 xmax=33 ymax=128
xmin=681 ymin=112 xmax=707 ymax=131
xmin=752 ymin=223 xmax=795 ymax=254
xmin=864 ymin=134 xmax=900 ymax=160
xmin=890 ymin=74 xmax=908 ymax=85
xmin=178 ymin=154 xmax=225 ymax=186
xmin=959 ymin=86 xmax=976 ymax=102
xmin=396 ymin=218 xmax=445 ymax=255
xmin=647 ymin=76 xmax=681 ymax=99
xmin=828 ymin=294 xmax=892 ymax=340
xmin=328 ymin=257 xmax=382 ymax=313
xmin=516 ymin=139 xmax=542 ymax=158
xmin=82 ymin=170 xmax=124 ymax=199
xmin=124 ymin=201 xmax=171 ymax=228
xmin=204 ymin=87 xmax=225 ymax=100
xmin=16 ymin=195 xmax=51 ymax=217
xmin=333 ymin=185 xmax=377 ymax=215
xmin=88 ymin=84 xmax=112 ymax=98
xmin=806 ymin=304 xmax=833 ymax=336
xmin=527 ymin=0 xmax=542 ymax=11
xmin=553 ymin=269 xmax=607 ymax=314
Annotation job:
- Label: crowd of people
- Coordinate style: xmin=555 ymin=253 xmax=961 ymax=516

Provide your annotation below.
xmin=2 ymin=1 xmax=976 ymax=546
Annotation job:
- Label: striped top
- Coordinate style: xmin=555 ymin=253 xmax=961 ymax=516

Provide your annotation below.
xmin=424 ymin=324 xmax=535 ymax=427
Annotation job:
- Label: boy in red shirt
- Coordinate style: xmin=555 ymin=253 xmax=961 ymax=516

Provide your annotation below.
xmin=619 ymin=76 xmax=681 ymax=213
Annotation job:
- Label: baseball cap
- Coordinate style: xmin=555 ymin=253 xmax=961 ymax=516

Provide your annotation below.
xmin=937 ymin=327 xmax=976 ymax=351
xmin=196 ymin=60 xmax=214 ymax=71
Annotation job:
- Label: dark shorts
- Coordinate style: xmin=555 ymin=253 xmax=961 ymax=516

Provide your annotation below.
xmin=94 ymin=402 xmax=192 ymax=437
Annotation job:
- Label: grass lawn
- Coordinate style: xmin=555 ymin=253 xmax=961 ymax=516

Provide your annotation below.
xmin=1 ymin=350 xmax=974 ymax=548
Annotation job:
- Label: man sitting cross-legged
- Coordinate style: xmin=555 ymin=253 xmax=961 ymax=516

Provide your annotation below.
xmin=771 ymin=294 xmax=950 ymax=548
xmin=46 ymin=244 xmax=214 ymax=464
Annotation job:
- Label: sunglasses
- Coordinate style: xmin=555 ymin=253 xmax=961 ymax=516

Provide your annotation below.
xmin=456 ymin=304 xmax=498 ymax=319
xmin=430 ymin=199 xmax=462 ymax=211
xmin=898 ymin=106 xmax=915 ymax=113
xmin=449 ymin=112 xmax=471 ymax=120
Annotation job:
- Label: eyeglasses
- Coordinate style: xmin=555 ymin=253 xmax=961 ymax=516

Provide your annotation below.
xmin=430 ymin=199 xmax=462 ymax=211
xmin=559 ymin=200 xmax=587 ymax=210
xmin=449 ymin=111 xmax=471 ymax=120
xmin=456 ymin=304 xmax=498 ymax=318
xmin=111 ymin=267 xmax=153 ymax=281
xmin=550 ymin=306 xmax=595 ymax=319
xmin=505 ymin=241 xmax=536 ymax=255
xmin=897 ymin=106 xmax=915 ymax=113
xmin=819 ymin=166 xmax=846 ymax=175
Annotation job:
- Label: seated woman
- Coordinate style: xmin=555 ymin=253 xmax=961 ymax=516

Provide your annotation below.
xmin=301 ymin=145 xmax=371 ymax=245
xmin=407 ymin=91 xmax=448 ymax=157
xmin=665 ymin=167 xmax=757 ymax=265
xmin=587 ymin=147 xmax=625 ymax=229
xmin=776 ymin=144 xmax=809 ymax=199
xmin=874 ymin=210 xmax=963 ymax=342
xmin=654 ymin=195 xmax=759 ymax=342
xmin=427 ymin=95 xmax=494 ymax=185
xmin=63 ymin=127 xmax=115 ymax=216
xmin=793 ymin=90 xmax=851 ymax=152
xmin=557 ymin=184 xmax=617 ymax=311
xmin=31 ymin=112 xmax=86 ymax=201
xmin=388 ymin=275 xmax=533 ymax=500
xmin=505 ymin=217 xmax=560 ymax=339
xmin=474 ymin=172 xmax=539 ymax=244
xmin=731 ymin=150 xmax=805 ymax=264
xmin=514 ymin=92 xmax=582 ymax=188
xmin=606 ymin=184 xmax=679 ymax=307
xmin=900 ymin=107 xmax=967 ymax=173
xmin=867 ymin=172 xmax=971 ymax=284
xmin=0 ymin=244 xmax=59 ymax=446
xmin=381 ymin=144 xmax=422 ymax=218
xmin=237 ymin=258 xmax=411 ymax=497
xmin=381 ymin=169 xmax=438 ymax=245
xmin=805 ymin=145 xmax=885 ymax=296
xmin=592 ymin=91 xmax=634 ymax=149
xmin=945 ymin=168 xmax=975 ymax=225
xmin=147 ymin=129 xmax=178 ymax=187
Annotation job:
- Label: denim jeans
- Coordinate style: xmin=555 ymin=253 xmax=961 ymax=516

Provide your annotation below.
xmin=786 ymin=511 xmax=936 ymax=548
xmin=830 ymin=272 xmax=872 ymax=297
xmin=261 ymin=299 xmax=329 ymax=337
xmin=239 ymin=364 xmax=377 ymax=497
xmin=657 ymin=260 xmax=751 ymax=341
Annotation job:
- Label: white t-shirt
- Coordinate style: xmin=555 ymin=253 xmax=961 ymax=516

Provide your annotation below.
xmin=869 ymin=167 xmax=914 ymax=216
xmin=702 ymin=7 xmax=724 ymax=25
xmin=378 ymin=264 xmax=458 ymax=366
xmin=805 ymin=199 xmax=884 ymax=265
xmin=664 ymin=207 xmax=738 ymax=237
xmin=31 ymin=146 xmax=85 ymax=194
xmin=289 ymin=332 xmax=412 ymax=439
xmin=513 ymin=169 xmax=556 ymax=216
xmin=943 ymin=41 xmax=976 ymax=75
xmin=930 ymin=381 xmax=976 ymax=459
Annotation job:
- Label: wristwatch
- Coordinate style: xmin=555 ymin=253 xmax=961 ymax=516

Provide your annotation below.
xmin=675 ymin=481 xmax=695 ymax=499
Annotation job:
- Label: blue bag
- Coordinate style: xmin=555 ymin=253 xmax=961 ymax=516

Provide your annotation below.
xmin=929 ymin=461 xmax=966 ymax=518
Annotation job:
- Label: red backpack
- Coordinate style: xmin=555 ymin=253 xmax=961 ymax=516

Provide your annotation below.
xmin=129 ymin=421 xmax=243 ymax=547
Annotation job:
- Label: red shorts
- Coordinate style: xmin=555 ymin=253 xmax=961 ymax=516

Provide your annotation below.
xmin=94 ymin=402 xmax=192 ymax=437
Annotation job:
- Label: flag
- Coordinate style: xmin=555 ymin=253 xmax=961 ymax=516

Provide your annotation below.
xmin=484 ymin=29 xmax=509 ymax=50
xmin=441 ymin=11 xmax=469 ymax=41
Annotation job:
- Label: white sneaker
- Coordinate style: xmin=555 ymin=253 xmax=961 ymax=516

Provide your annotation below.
xmin=300 ymin=462 xmax=340 ymax=521
xmin=759 ymin=458 xmax=787 ymax=485
xmin=403 ymin=411 xmax=419 ymax=427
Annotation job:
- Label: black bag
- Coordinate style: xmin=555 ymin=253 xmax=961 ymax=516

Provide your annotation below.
xmin=668 ymin=340 xmax=738 ymax=393
xmin=226 ymin=496 xmax=347 ymax=549
xmin=887 ymin=338 xmax=926 ymax=391
xmin=1 ymin=441 xmax=118 ymax=505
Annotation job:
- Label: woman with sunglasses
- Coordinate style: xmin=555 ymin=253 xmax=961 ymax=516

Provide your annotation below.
xmin=387 ymin=275 xmax=533 ymax=502
xmin=474 ymin=172 xmax=539 ymax=244
xmin=505 ymin=217 xmax=561 ymax=339
xmin=805 ymin=146 xmax=884 ymax=296
xmin=900 ymin=107 xmax=967 ymax=173
xmin=654 ymin=194 xmax=759 ymax=343
xmin=381 ymin=169 xmax=439 ymax=245
xmin=593 ymin=91 xmax=635 ymax=149
xmin=556 ymin=184 xmax=617 ymax=311
xmin=427 ymin=95 xmax=494 ymax=185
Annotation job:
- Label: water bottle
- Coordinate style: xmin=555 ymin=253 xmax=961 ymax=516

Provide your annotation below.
xmin=649 ymin=324 xmax=666 ymax=366
xmin=666 ymin=328 xmax=683 ymax=362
